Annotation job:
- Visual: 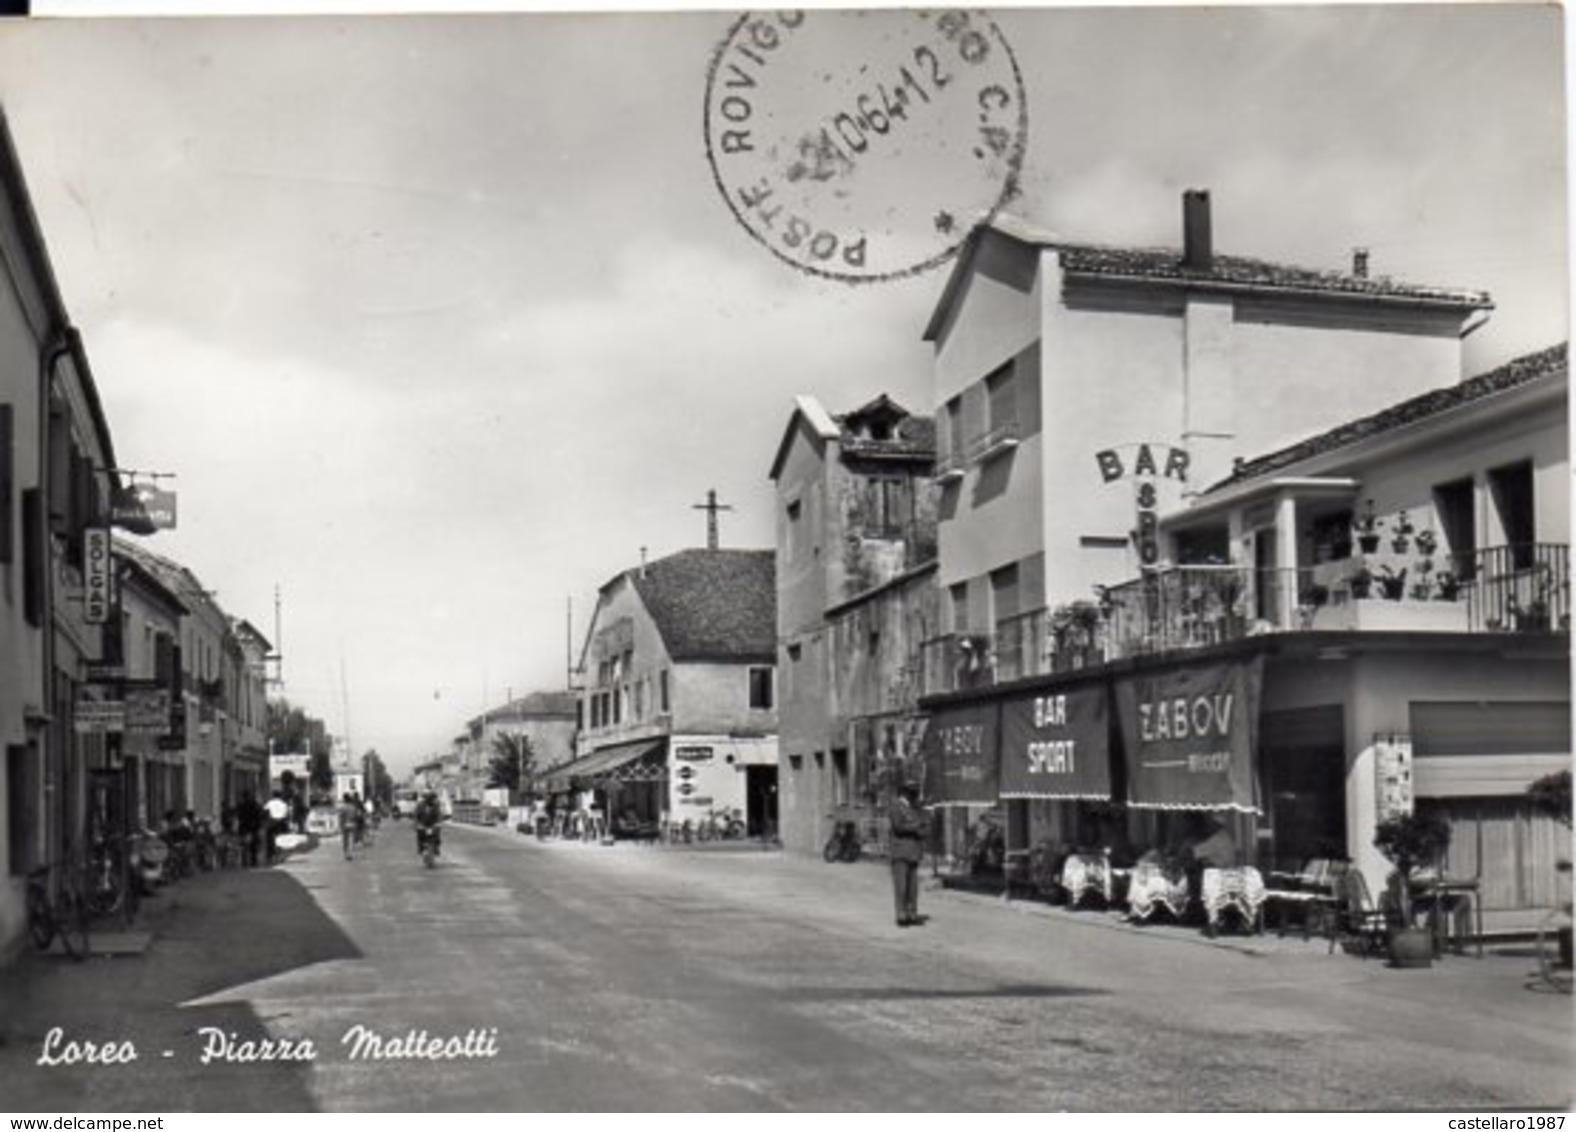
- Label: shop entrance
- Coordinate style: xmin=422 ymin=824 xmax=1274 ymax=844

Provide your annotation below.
xmin=1261 ymin=705 xmax=1347 ymax=869
xmin=745 ymin=765 xmax=778 ymax=838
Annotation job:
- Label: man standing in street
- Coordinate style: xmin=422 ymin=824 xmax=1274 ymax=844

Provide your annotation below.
xmin=888 ymin=784 xmax=927 ymax=927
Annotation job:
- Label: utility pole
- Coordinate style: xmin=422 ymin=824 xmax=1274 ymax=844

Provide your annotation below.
xmin=692 ymin=488 xmax=733 ymax=550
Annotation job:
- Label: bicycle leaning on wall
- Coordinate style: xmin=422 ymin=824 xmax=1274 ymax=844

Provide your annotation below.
xmin=26 ymin=858 xmax=90 ymax=961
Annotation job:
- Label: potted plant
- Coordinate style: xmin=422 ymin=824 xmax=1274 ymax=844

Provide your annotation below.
xmin=1352 ymin=500 xmax=1382 ymax=554
xmin=1389 ymin=510 xmax=1416 ymax=554
xmin=1373 ymin=809 xmax=1453 ymax=968
xmin=1435 ymin=571 xmax=1462 ymax=602
xmin=1297 ymin=583 xmax=1329 ymax=630
xmin=1414 ymin=529 xmax=1438 ymax=557
xmin=1410 ymin=558 xmax=1434 ymax=601
xmin=1511 ymin=595 xmax=1551 ymax=632
xmin=1349 ymin=565 xmax=1374 ymax=600
xmin=1376 ymin=564 xmax=1407 ymax=601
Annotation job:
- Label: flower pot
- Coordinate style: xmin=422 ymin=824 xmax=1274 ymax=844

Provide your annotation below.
xmin=1357 ymin=535 xmax=1380 ymax=554
xmin=1387 ymin=925 xmax=1434 ymax=969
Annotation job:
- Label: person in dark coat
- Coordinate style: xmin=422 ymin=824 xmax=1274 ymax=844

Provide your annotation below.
xmin=888 ymin=785 xmax=927 ymax=927
xmin=236 ymin=791 xmax=263 ymax=868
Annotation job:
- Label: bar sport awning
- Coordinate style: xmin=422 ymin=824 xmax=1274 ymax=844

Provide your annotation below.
xmin=543 ymin=739 xmax=665 ymax=793
xmin=999 ymin=683 xmax=1111 ymax=802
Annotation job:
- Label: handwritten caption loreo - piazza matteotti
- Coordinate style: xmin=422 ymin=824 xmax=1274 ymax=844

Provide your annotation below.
xmin=36 ymin=1024 xmax=500 ymax=1067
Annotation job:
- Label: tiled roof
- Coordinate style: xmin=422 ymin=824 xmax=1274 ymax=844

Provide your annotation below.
xmin=1057 ymin=243 xmax=1492 ymax=307
xmin=925 ymin=213 xmax=1492 ymax=341
xmin=631 ymin=548 xmax=776 ymax=663
xmin=474 ymin=691 xmax=577 ymax=726
xmin=1214 ymin=342 xmax=1568 ymax=490
xmin=835 ymin=394 xmax=936 ymax=461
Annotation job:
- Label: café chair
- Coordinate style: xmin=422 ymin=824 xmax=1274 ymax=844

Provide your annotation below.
xmin=1330 ymin=869 xmax=1391 ymax=958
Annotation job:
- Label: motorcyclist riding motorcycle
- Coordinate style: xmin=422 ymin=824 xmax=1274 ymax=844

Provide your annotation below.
xmin=414 ymin=791 xmax=443 ymax=859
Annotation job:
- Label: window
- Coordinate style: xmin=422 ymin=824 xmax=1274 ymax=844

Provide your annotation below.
xmin=866 ymin=477 xmax=910 ymax=537
xmin=942 ymin=395 xmax=963 ymax=462
xmin=748 ymin=666 xmax=774 ymax=710
xmin=986 ymin=361 xmax=1017 ymax=436
xmin=21 ymin=489 xmax=42 ymax=627
xmin=831 ymin=748 xmax=850 ymax=806
xmin=0 ymin=405 xmax=12 ymax=566
xmin=1488 ymin=461 xmax=1534 ymax=569
xmin=785 ymin=498 xmax=801 ymax=564
xmin=659 ymin=669 xmax=670 ymax=714
xmin=1433 ymin=478 xmax=1476 ymax=580
xmin=949 ymin=582 xmax=968 ymax=634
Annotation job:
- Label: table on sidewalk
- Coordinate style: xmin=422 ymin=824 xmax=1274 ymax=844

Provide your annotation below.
xmin=1411 ymin=877 xmax=1484 ymax=958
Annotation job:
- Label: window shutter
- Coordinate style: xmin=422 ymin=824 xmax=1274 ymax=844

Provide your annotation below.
xmin=0 ymin=405 xmax=13 ymax=565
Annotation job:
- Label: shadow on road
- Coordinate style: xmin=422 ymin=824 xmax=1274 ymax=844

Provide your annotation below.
xmin=0 ymin=856 xmax=361 ymax=1111
xmin=786 ymin=982 xmax=1110 ymax=1003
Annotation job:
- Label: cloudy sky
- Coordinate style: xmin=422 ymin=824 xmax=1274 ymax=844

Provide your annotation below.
xmin=0 ymin=4 xmax=1565 ymax=774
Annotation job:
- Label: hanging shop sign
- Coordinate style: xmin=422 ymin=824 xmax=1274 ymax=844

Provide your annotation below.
xmin=999 ymin=685 xmax=1111 ymax=801
xmin=84 ymin=528 xmax=111 ymax=625
xmin=74 ymin=698 xmax=125 ymax=735
xmin=111 ymin=482 xmax=178 ymax=534
xmin=124 ymin=688 xmax=171 ymax=736
xmin=1114 ymin=657 xmax=1263 ymax=812
xmin=920 ymin=701 xmax=999 ymax=805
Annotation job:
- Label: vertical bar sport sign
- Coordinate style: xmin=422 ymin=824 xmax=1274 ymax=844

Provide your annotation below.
xmin=84 ymin=528 xmax=111 ymax=625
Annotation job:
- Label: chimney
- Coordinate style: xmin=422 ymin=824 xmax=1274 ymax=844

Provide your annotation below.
xmin=1182 ymin=189 xmax=1212 ymax=272
xmin=1352 ymin=247 xmax=1370 ymax=279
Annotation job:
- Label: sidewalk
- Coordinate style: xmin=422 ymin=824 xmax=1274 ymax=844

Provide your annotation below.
xmin=0 ymin=858 xmax=358 ymax=1112
xmin=470 ymin=821 xmax=1573 ymax=979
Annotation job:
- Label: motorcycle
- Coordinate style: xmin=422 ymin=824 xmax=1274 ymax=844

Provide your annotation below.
xmin=416 ymin=824 xmax=441 ymax=868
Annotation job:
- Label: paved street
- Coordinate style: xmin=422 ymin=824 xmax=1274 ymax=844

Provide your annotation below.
xmin=1 ymin=824 xmax=1570 ymax=1112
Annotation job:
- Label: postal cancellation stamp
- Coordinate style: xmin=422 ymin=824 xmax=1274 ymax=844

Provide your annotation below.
xmin=704 ymin=9 xmax=1029 ymax=284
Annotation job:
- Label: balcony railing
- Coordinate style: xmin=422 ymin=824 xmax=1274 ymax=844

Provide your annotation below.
xmin=1104 ymin=566 xmax=1252 ymax=659
xmin=1103 ymin=542 xmax=1569 ymax=660
xmin=932 ymin=420 xmax=1021 ymax=482
xmin=1461 ymin=543 xmax=1570 ymax=632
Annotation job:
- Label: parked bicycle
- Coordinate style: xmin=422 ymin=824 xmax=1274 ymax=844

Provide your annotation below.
xmin=26 ymin=863 xmax=89 ymax=961
xmin=83 ymin=833 xmax=129 ymax=920
xmin=697 ymin=807 xmax=746 ymax=842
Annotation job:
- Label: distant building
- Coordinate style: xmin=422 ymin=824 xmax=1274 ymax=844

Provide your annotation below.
xmin=464 ymin=691 xmax=577 ymax=799
xmin=111 ymin=542 xmax=188 ymax=828
xmin=769 ymin=394 xmax=940 ymax=856
xmin=551 ymin=548 xmax=778 ymax=837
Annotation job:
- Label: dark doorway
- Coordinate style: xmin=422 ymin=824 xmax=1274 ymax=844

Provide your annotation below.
xmin=1261 ymin=705 xmax=1347 ymax=870
xmin=746 ymin=765 xmax=778 ymax=839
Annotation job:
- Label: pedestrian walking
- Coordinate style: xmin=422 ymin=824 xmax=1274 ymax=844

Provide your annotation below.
xmin=888 ymin=784 xmax=927 ymax=927
xmin=351 ymin=792 xmax=367 ymax=848
xmin=263 ymin=793 xmax=289 ymax=864
xmin=237 ymin=791 xmax=263 ymax=867
xmin=338 ymin=793 xmax=360 ymax=860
